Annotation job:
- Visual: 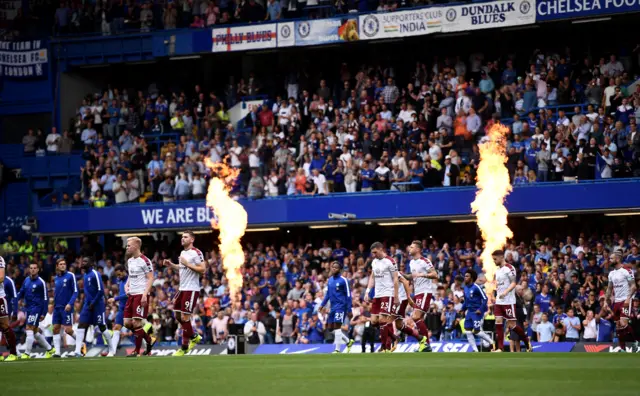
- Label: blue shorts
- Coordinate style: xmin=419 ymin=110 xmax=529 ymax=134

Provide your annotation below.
xmin=115 ymin=309 xmax=125 ymax=326
xmin=26 ymin=309 xmax=42 ymax=326
xmin=79 ymin=304 xmax=106 ymax=326
xmin=53 ymin=307 xmax=73 ymax=326
xmin=328 ymin=309 xmax=346 ymax=324
xmin=464 ymin=312 xmax=484 ymax=331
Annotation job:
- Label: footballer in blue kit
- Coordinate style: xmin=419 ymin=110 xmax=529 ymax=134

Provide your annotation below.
xmin=319 ymin=261 xmax=354 ymax=353
xmin=74 ymin=257 xmax=112 ymax=357
xmin=52 ymin=258 xmax=79 ymax=357
xmin=16 ymin=263 xmax=55 ymax=359
xmin=461 ymin=270 xmax=496 ymax=352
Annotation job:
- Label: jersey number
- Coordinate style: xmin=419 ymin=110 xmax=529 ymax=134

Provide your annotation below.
xmin=381 ymin=301 xmax=390 ymax=312
xmin=28 ymin=314 xmax=38 ymax=323
xmin=0 ymin=305 xmax=5 ymax=314
xmin=505 ymin=309 xmax=513 ymax=317
xmin=474 ymin=320 xmax=482 ymax=329
xmin=334 ymin=312 xmax=344 ymax=322
xmin=621 ymin=306 xmax=631 ymax=316
xmin=136 ymin=306 xmax=144 ymax=315
xmin=415 ymin=297 xmax=423 ymax=308
xmin=184 ymin=301 xmax=191 ymax=310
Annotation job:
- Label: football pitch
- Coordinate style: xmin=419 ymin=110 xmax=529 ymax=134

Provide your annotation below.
xmin=1 ymin=354 xmax=638 ymax=396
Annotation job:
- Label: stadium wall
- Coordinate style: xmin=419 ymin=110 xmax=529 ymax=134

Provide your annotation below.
xmin=34 ymin=179 xmax=640 ymax=234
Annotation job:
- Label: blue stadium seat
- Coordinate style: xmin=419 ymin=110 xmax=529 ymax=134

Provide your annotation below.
xmin=49 ymin=156 xmax=70 ymax=176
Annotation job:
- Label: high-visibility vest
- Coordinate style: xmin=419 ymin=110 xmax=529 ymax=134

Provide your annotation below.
xmin=2 ymin=242 xmax=15 ymax=253
xmin=19 ymin=243 xmax=34 ymax=260
xmin=93 ymin=197 xmax=107 ymax=208
xmin=19 ymin=243 xmax=33 ymax=255
xmin=54 ymin=239 xmax=68 ymax=250
xmin=36 ymin=242 xmax=47 ymax=253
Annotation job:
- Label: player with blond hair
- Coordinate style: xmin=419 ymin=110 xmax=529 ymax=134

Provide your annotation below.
xmin=124 ymin=237 xmax=156 ymax=357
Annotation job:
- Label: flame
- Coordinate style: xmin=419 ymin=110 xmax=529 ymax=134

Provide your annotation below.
xmin=470 ymin=123 xmax=513 ymax=295
xmin=204 ymin=158 xmax=247 ymax=302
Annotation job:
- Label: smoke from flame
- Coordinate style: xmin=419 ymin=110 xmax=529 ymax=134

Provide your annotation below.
xmin=470 ymin=123 xmax=513 ymax=295
xmin=204 ymin=158 xmax=247 ymax=302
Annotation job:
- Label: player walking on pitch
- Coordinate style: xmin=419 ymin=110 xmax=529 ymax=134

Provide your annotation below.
xmin=17 ymin=263 xmax=55 ymax=359
xmin=462 ymin=270 xmax=495 ymax=352
xmin=604 ymin=256 xmax=637 ymax=351
xmin=124 ymin=237 xmax=156 ymax=357
xmin=389 ymin=272 xmax=428 ymax=352
xmin=52 ymin=258 xmax=79 ymax=357
xmin=320 ymin=261 xmax=355 ymax=353
xmin=492 ymin=250 xmax=531 ymax=352
xmin=364 ymin=242 xmax=399 ymax=353
xmin=0 ymin=255 xmax=18 ymax=361
xmin=75 ymin=257 xmax=112 ymax=357
xmin=163 ymin=231 xmax=205 ymax=356
xmin=403 ymin=240 xmax=435 ymax=352
xmin=106 ymin=264 xmax=128 ymax=357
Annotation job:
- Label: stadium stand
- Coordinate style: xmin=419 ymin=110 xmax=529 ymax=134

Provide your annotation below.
xmin=25 ymin=46 xmax=640 ymax=206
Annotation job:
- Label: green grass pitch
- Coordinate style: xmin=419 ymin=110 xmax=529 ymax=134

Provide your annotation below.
xmin=2 ymin=354 xmax=639 ymax=396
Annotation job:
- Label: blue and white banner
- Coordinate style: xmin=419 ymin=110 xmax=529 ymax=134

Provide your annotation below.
xmin=35 ymin=180 xmax=640 ymax=235
xmin=253 ymin=342 xmax=576 ymax=354
xmin=0 ymin=40 xmax=48 ymax=79
xmin=282 ymin=17 xmax=360 ymax=47
xmin=442 ymin=0 xmax=536 ymax=32
xmin=537 ymin=0 xmax=640 ymax=21
xmin=358 ymin=8 xmax=443 ymax=41
xmin=277 ymin=22 xmax=295 ymax=47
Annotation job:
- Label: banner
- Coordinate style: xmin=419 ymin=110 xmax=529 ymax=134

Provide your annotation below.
xmin=120 ymin=345 xmax=229 ymax=356
xmin=253 ymin=341 xmax=575 ymax=354
xmin=35 ymin=179 xmax=640 ymax=235
xmin=442 ymin=0 xmax=536 ymax=32
xmin=572 ymin=342 xmax=637 ymax=353
xmin=278 ymin=22 xmax=295 ymax=47
xmin=359 ymin=8 xmax=443 ymax=40
xmin=290 ymin=17 xmax=360 ymax=47
xmin=4 ymin=344 xmax=230 ymax=358
xmin=211 ymin=24 xmax=277 ymax=52
xmin=537 ymin=0 xmax=640 ymax=21
xmin=0 ymin=40 xmax=48 ymax=79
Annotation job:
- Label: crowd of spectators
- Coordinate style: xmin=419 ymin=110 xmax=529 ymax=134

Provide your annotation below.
xmin=24 ymin=47 xmax=640 ymax=205
xmin=2 ymin=229 xmax=640 ymax=348
xmin=44 ymin=0 xmax=440 ymax=36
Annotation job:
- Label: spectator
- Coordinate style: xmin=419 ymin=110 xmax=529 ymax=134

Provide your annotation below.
xmin=174 ymin=174 xmax=191 ymax=200
xmin=562 ymin=308 xmax=581 ymax=342
xmin=311 ymin=168 xmax=327 ymax=195
xmin=112 ymin=174 xmax=128 ymax=204
xmin=244 ymin=312 xmax=266 ymax=344
xmin=266 ymin=0 xmax=281 ymax=20
xmin=81 ymin=122 xmax=97 ymax=146
xmin=126 ymin=171 xmax=141 ymax=202
xmin=442 ymin=155 xmax=459 ymax=187
xmin=54 ymin=2 xmax=71 ymax=34
xmin=158 ymin=177 xmax=175 ymax=202
xmin=45 ymin=127 xmax=61 ymax=154
xmin=536 ymin=313 xmax=555 ymax=342
xmin=248 ymin=169 xmax=265 ymax=199
xmin=59 ymin=130 xmax=74 ymax=154
xmin=191 ymin=173 xmax=206 ymax=199
xmin=210 ymin=310 xmax=229 ymax=344
xmin=22 ymin=129 xmax=37 ymax=154
xmin=163 ymin=3 xmax=177 ymax=29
